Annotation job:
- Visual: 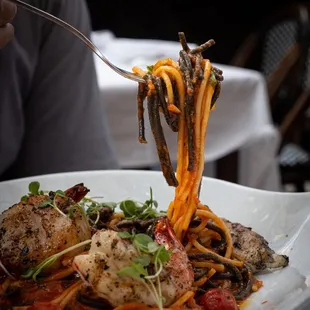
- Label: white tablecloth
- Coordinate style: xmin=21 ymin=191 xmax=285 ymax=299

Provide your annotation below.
xmin=92 ymin=31 xmax=281 ymax=191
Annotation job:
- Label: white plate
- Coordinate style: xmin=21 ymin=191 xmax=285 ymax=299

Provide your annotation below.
xmin=0 ymin=170 xmax=310 ymax=310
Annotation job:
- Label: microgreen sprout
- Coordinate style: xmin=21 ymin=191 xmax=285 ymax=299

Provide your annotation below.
xmin=117 ymin=231 xmax=171 ymax=310
xmin=39 ymin=190 xmax=67 ymax=217
xmin=21 ymin=181 xmax=46 ymax=202
xmin=22 ymin=239 xmax=92 ymax=281
xmin=83 ymin=197 xmax=117 ymax=216
xmin=119 ymin=187 xmax=162 ymax=220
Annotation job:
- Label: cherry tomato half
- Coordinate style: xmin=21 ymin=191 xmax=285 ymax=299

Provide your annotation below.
xmin=199 ymin=288 xmax=239 ymax=310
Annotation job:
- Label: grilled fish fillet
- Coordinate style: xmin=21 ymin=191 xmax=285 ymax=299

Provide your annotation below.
xmin=223 ymin=219 xmax=289 ymax=273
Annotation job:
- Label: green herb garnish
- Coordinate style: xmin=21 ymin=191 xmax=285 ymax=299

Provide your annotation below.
xmin=144 ymin=187 xmax=158 ymax=209
xmin=22 ymin=239 xmax=92 ymax=281
xmin=39 ymin=190 xmax=68 ymax=217
xmin=67 ymin=203 xmax=87 ymax=219
xmin=39 ymin=199 xmax=53 ymax=208
xmin=134 ymin=254 xmax=151 ymax=266
xmin=117 ymin=232 xmax=171 ymax=310
xmin=133 ymin=233 xmax=154 ymax=252
xmin=78 ymin=188 xmax=159 ymax=222
xmin=55 ymin=190 xmax=66 ymax=197
xmin=86 ymin=200 xmax=116 ymax=215
xmin=29 ymin=181 xmax=40 ymax=195
xmin=119 ymin=187 xmax=160 ymax=220
xmin=20 ymin=181 xmax=45 ymax=202
xmin=146 ymin=65 xmax=154 ymax=73
xmin=21 ymin=195 xmax=29 ymax=202
xmin=118 ymin=261 xmax=148 ymax=280
xmin=80 ymin=197 xmax=116 ymax=225
xmin=118 ymin=231 xmax=133 ymax=239
xmin=210 ymin=70 xmax=218 ymax=87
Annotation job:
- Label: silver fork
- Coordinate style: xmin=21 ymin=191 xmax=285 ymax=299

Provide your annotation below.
xmin=8 ymin=0 xmax=145 ymax=84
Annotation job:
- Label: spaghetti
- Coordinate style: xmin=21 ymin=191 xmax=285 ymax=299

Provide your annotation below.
xmin=0 ymin=33 xmax=272 ymax=310
xmin=131 ymin=32 xmax=254 ymax=308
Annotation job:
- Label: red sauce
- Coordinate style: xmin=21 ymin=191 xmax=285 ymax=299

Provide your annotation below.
xmin=2 ymin=279 xmax=79 ymax=308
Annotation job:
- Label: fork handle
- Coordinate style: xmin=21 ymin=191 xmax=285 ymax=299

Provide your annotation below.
xmin=8 ymin=0 xmax=146 ymax=83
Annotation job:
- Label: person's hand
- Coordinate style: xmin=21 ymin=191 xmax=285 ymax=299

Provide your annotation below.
xmin=0 ymin=0 xmax=16 ymax=48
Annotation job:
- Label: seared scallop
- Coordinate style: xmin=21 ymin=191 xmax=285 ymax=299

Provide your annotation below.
xmin=0 ymin=184 xmax=91 ymax=274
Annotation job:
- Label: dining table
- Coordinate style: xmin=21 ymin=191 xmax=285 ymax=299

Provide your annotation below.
xmin=91 ymin=31 xmax=281 ymax=191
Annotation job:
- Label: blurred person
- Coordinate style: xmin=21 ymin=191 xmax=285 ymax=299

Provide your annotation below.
xmin=0 ymin=0 xmax=119 ymax=181
xmin=0 ymin=0 xmax=15 ymax=48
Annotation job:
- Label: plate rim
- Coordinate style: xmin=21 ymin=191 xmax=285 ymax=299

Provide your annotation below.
xmin=0 ymin=169 xmax=310 ymax=310
xmin=0 ymin=169 xmax=309 ymax=198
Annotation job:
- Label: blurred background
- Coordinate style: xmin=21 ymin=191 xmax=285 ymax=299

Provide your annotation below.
xmin=85 ymin=0 xmax=310 ymax=192
xmin=86 ymin=0 xmax=293 ymax=64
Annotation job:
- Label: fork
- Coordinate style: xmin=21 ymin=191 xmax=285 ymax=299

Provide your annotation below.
xmin=8 ymin=0 xmax=145 ymax=84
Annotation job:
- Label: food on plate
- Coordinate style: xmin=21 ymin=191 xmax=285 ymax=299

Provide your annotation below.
xmin=0 ymin=183 xmax=91 ymax=274
xmin=73 ymin=218 xmax=194 ymax=308
xmin=0 ymin=183 xmax=288 ymax=309
xmin=133 ymin=32 xmax=223 ymax=242
xmin=199 ymin=288 xmax=238 ymax=310
xmin=223 ymin=219 xmax=288 ymax=273
xmin=0 ymin=33 xmax=289 ymax=309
